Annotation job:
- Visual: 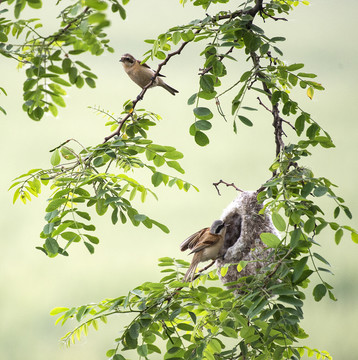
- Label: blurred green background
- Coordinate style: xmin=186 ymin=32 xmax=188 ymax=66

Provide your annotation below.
xmin=1 ymin=0 xmax=357 ymax=359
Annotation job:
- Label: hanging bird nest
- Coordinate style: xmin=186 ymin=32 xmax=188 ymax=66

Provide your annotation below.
xmin=216 ymin=190 xmax=278 ymax=288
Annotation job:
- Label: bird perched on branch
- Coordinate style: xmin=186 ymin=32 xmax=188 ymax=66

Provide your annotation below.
xmin=180 ymin=220 xmax=228 ymax=282
xmin=119 ymin=53 xmax=178 ymax=95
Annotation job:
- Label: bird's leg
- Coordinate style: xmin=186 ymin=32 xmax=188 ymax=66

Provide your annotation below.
xmin=195 ymin=260 xmax=216 ymax=278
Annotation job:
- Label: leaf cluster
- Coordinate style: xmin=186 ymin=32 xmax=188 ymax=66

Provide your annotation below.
xmin=10 ymin=105 xmax=197 ymax=256
xmin=52 ymin=257 xmax=332 ymax=360
xmin=0 ymin=0 xmax=129 ymax=119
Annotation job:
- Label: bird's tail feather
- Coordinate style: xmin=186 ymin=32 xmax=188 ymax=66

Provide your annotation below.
xmin=183 ymin=257 xmax=200 ymax=282
xmin=161 ymin=82 xmax=179 ymax=96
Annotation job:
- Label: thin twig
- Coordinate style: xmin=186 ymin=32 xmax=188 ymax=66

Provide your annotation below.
xmin=47 ymin=7 xmax=90 ymax=47
xmin=259 ymin=9 xmax=288 ymax=22
xmin=199 ymin=44 xmax=236 ymax=76
xmin=213 ymin=180 xmax=243 ymax=196
xmin=257 ymin=97 xmax=295 ymax=131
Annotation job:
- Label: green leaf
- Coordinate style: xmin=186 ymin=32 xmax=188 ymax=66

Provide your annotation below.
xmin=45 ymin=237 xmax=59 ymax=255
xmin=301 ymin=182 xmax=314 ymax=198
xmin=352 ymin=232 xmax=358 ymax=244
xmin=193 ymin=107 xmax=213 ymax=120
xmin=129 ymin=322 xmax=140 ymax=339
xmin=116 ymin=4 xmax=126 ymax=19
xmin=260 ymin=43 xmax=269 ymax=55
xmin=278 ymin=295 xmax=303 ymax=307
xmin=96 ymin=198 xmax=108 ymax=216
xmin=50 ymin=148 xmax=61 ymax=166
xmin=0 ymin=31 xmax=8 ymax=42
xmin=306 ymin=123 xmax=320 ymax=139
xmin=334 ymin=228 xmax=343 ymax=245
xmin=134 ymin=214 xmax=147 ymax=222
xmin=46 ymin=198 xmax=67 ymax=212
xmin=147 ymin=144 xmax=175 ymax=152
xmin=288 ymin=73 xmax=298 ymax=86
xmin=270 ymin=36 xmax=286 ymax=43
xmin=290 ymin=228 xmax=301 ymax=248
xmin=260 ymin=232 xmax=280 ymax=248
xmin=237 ymin=260 xmax=248 ymax=272
xmin=287 ymin=63 xmax=304 ymax=71
xmin=292 ymin=256 xmax=308 ymax=283
xmin=272 ymin=212 xmax=286 ymax=231
xmin=313 ymin=186 xmax=327 ymax=197
xmin=69 ymin=67 xmax=78 ymax=84
xmin=84 ymin=241 xmax=95 ymax=254
xmin=223 ymin=326 xmax=238 ymax=338
xmin=85 ymin=77 xmax=96 ymax=88
xmin=167 ymin=161 xmax=185 ymax=174
xmin=61 ymin=231 xmax=81 ymax=242
xmin=298 ymin=72 xmax=317 ymax=78
xmin=313 ymin=252 xmax=330 ymax=266
xmin=137 ymin=344 xmax=148 ymax=357
xmin=304 ymin=217 xmax=315 ymax=233
xmin=51 ymin=94 xmax=66 ymax=107
xmin=62 ymin=58 xmax=72 ymax=73
xmin=50 ymin=307 xmax=69 ymax=316
xmin=85 ymin=0 xmax=108 ymax=10
xmin=172 ymin=31 xmax=181 ymax=45
xmin=313 ymin=284 xmax=327 ymax=301
xmin=271 ymin=90 xmax=281 ymax=105
xmin=194 ymin=120 xmax=212 ymax=130
xmin=187 ymin=93 xmax=197 ymax=105
xmin=151 ymin=220 xmax=169 ymax=233
xmin=113 ymin=355 xmax=126 ymax=360
xmin=164 ymin=150 xmax=183 ymax=160
xmin=151 ymin=172 xmax=163 ymax=187
xmin=23 ymin=78 xmax=37 ymax=91
xmin=84 ymin=234 xmax=99 ymax=244
xmin=295 ymin=114 xmax=306 ymax=136
xmin=238 ymin=115 xmax=253 ymax=127
xmin=200 ymin=75 xmax=214 ymax=92
xmin=194 ymin=131 xmax=209 ymax=146
xmin=198 ymin=90 xmax=217 ymax=100
xmin=106 ymin=349 xmax=116 ymax=358
xmin=240 ymin=70 xmax=252 ymax=82
xmin=177 ymin=323 xmax=194 ymax=331
xmin=343 ymin=206 xmax=353 ymax=219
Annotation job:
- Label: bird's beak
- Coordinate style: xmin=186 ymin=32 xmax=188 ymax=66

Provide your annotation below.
xmin=119 ymin=58 xmax=123 ymax=62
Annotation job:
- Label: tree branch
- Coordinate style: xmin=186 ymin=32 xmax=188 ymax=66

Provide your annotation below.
xmin=199 ymin=44 xmax=235 ymax=76
xmin=47 ymin=7 xmax=90 ymax=47
xmin=213 ymin=180 xmax=243 ymax=196
xmin=103 ymin=28 xmax=202 ymax=144
xmin=250 ymin=52 xmax=284 ymax=167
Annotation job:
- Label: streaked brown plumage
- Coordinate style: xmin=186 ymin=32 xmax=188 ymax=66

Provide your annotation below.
xmin=180 ymin=220 xmax=227 ymax=282
xmin=119 ymin=53 xmax=178 ymax=95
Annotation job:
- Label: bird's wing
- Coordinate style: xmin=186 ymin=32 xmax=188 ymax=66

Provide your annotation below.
xmin=137 ymin=60 xmax=165 ymax=77
xmin=180 ymin=228 xmax=208 ymax=251
xmin=189 ymin=233 xmax=220 ymax=254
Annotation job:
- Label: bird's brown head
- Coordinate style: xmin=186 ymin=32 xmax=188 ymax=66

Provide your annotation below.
xmin=120 ymin=53 xmax=136 ymax=68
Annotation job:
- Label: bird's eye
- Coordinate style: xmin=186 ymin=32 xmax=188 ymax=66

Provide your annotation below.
xmin=216 ymin=223 xmax=226 ymax=233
